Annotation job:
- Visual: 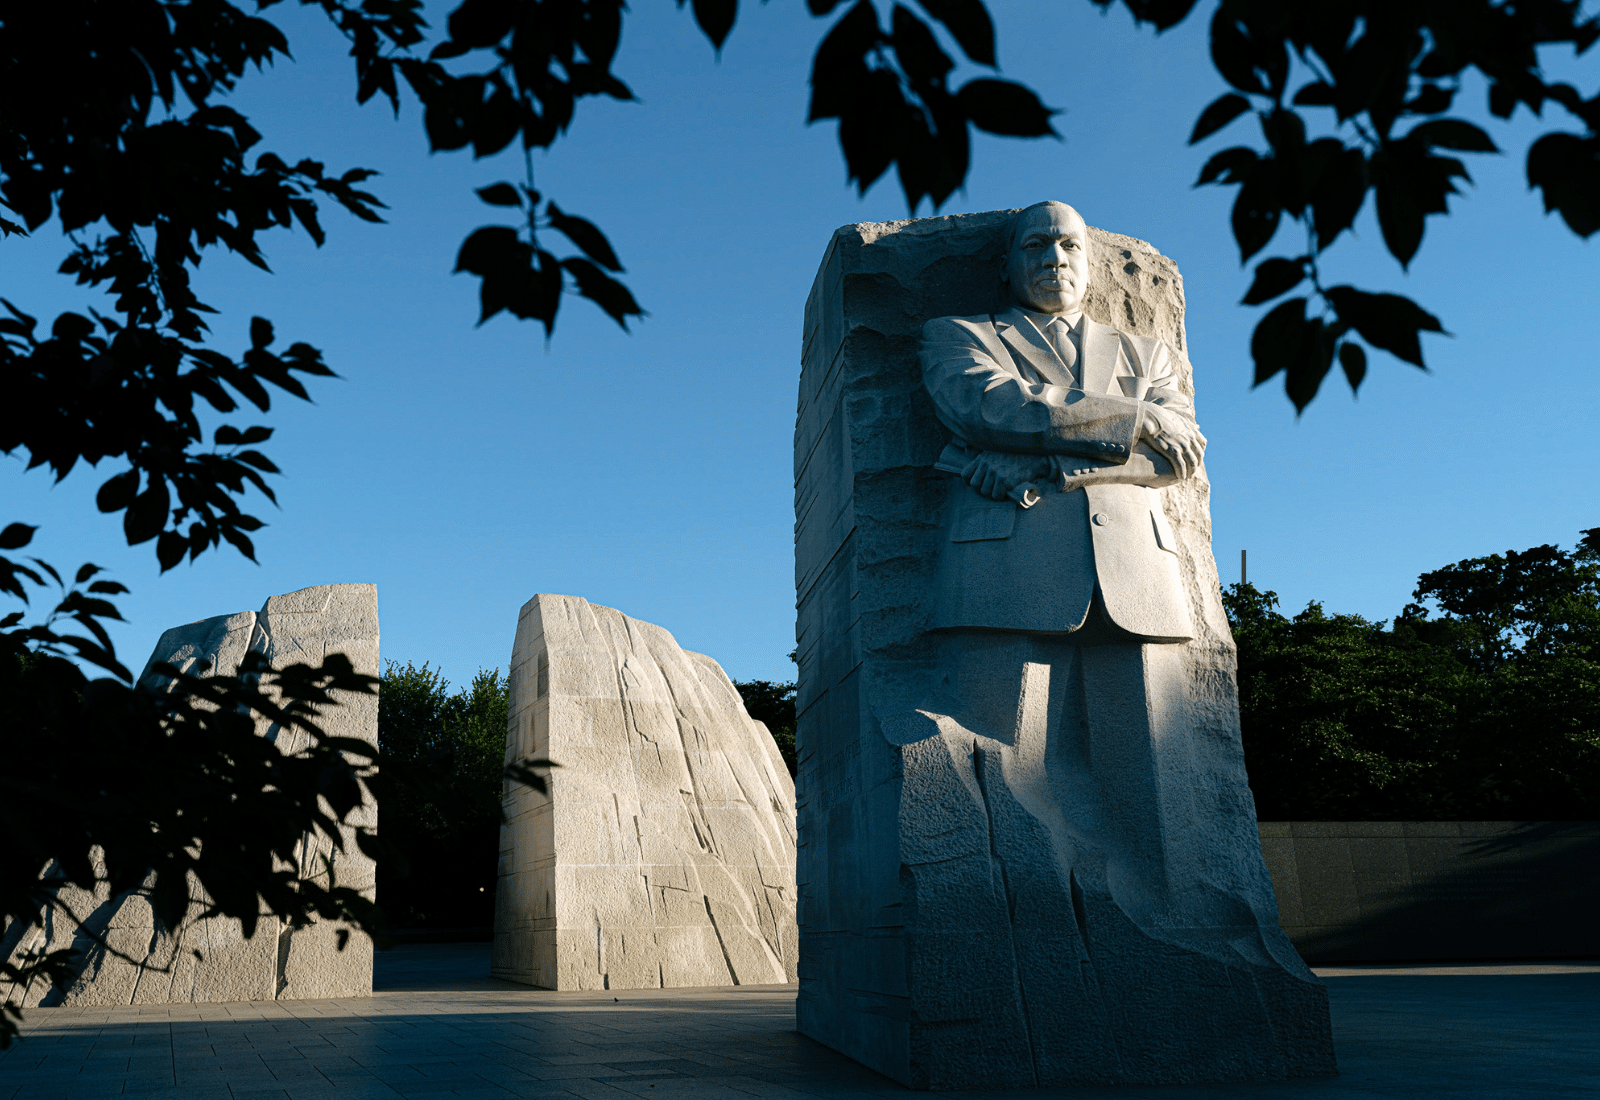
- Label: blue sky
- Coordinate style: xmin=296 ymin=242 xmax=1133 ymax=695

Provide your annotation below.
xmin=6 ymin=1 xmax=1598 ymax=689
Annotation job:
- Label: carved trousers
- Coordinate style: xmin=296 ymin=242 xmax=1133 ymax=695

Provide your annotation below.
xmin=883 ymin=630 xmax=1320 ymax=1086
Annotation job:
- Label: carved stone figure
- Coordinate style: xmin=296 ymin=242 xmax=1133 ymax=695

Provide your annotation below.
xmin=492 ymin=594 xmax=797 ymax=990
xmin=794 ymin=205 xmax=1336 ymax=1088
xmin=0 ymin=584 xmax=378 ymax=1006
xmin=922 ymin=201 xmax=1202 ymax=640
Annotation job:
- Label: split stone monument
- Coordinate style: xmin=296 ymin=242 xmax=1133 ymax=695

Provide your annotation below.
xmin=492 ymin=594 xmax=797 ymax=990
xmin=0 ymin=584 xmax=379 ymax=1006
xmin=794 ymin=203 xmax=1337 ymax=1087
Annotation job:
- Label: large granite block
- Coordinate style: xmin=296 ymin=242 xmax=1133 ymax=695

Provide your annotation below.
xmin=491 ymin=595 xmax=797 ymax=990
xmin=794 ymin=208 xmax=1334 ymax=1088
xmin=0 ymin=584 xmax=379 ymax=1006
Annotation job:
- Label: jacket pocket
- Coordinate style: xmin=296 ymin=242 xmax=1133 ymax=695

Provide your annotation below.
xmin=951 ymin=497 xmax=1016 ymax=542
xmin=1150 ymin=507 xmax=1179 ymax=554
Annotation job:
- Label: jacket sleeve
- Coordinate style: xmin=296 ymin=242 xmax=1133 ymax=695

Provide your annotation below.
xmin=1127 ymin=335 xmax=1194 ymax=419
xmin=919 ymin=316 xmax=1144 ymax=459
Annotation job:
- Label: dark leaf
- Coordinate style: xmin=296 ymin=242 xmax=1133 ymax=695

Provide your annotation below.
xmin=691 ymin=0 xmax=738 ymax=50
xmin=1292 ymin=82 xmax=1335 ymax=107
xmin=1196 ymin=146 xmax=1257 ymax=186
xmin=429 ymin=39 xmax=472 ymax=60
xmin=124 ymin=480 xmax=171 ymax=546
xmin=1231 ymin=163 xmax=1281 ymax=262
xmin=476 ymin=183 xmax=524 ymax=207
xmin=1250 ymin=296 xmax=1307 ymax=387
xmin=1371 ymin=152 xmax=1424 ymax=267
xmin=839 ymin=69 xmax=906 ymax=191
xmin=1285 ymin=318 xmax=1336 ymax=412
xmin=448 ymin=0 xmax=516 ymax=47
xmin=891 ymin=6 xmax=953 ymax=88
xmin=1405 ymin=85 xmax=1455 ymax=115
xmin=250 ymin=317 xmax=274 ymax=350
xmin=1261 ymin=108 xmax=1305 ymax=156
xmin=809 ymin=0 xmax=882 ymax=122
xmin=1339 ymin=341 xmax=1368 ymax=392
xmin=954 ymin=79 xmax=1058 ymax=137
xmin=455 ymin=226 xmax=522 ymax=276
xmin=96 ymin=471 xmax=140 ymax=514
xmin=1406 ymin=119 xmax=1498 ymax=153
xmin=1527 ymin=132 xmax=1600 ymax=238
xmin=156 ymin=532 xmax=187 ymax=573
xmin=0 ymin=523 xmax=37 ymax=551
xmin=235 ymin=450 xmax=281 ymax=474
xmin=219 ymin=526 xmax=258 ymax=561
xmin=1242 ymin=257 xmax=1307 ymax=305
xmin=50 ymin=312 xmax=94 ymax=343
xmin=1307 ymin=145 xmax=1368 ymax=246
xmin=913 ymin=0 xmax=995 ymax=66
xmin=1324 ymin=286 xmax=1446 ymax=368
xmin=1209 ymin=7 xmax=1266 ymax=95
xmin=546 ymin=204 xmax=623 ymax=271
xmin=1190 ymin=93 xmax=1252 ymax=144
xmin=561 ymin=258 xmax=645 ymax=328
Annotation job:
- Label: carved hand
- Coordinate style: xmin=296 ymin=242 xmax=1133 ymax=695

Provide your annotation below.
xmin=961 ymin=451 xmax=1052 ymax=502
xmin=1141 ymin=406 xmax=1206 ymax=480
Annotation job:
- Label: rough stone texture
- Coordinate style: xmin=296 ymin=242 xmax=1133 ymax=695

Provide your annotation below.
xmin=1258 ymin=821 xmax=1600 ymax=962
xmin=492 ymin=594 xmax=798 ymax=991
xmin=0 ymin=584 xmax=379 ymax=1006
xmin=794 ymin=210 xmax=1336 ymax=1088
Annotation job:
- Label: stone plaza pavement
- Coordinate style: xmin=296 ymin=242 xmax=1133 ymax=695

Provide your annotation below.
xmin=1 ymin=944 xmax=1595 ymax=1100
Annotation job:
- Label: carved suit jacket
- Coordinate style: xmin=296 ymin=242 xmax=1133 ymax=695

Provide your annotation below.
xmin=918 ymin=306 xmax=1196 ymax=641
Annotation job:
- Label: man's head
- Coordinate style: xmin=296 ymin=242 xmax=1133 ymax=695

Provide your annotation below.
xmin=1003 ymin=201 xmax=1090 ymax=315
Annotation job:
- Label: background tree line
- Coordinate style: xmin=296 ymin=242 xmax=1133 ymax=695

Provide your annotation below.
xmin=378 ymin=526 xmax=1599 ymax=924
xmin=374 ymin=663 xmax=795 ymax=929
xmin=1231 ymin=527 xmax=1600 ymax=821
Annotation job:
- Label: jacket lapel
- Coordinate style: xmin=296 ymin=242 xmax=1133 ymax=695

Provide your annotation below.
xmin=994 ymin=307 xmax=1076 ymax=387
xmin=1080 ymin=319 xmax=1123 ymax=396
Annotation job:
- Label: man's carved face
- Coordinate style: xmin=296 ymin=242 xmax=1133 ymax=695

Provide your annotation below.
xmin=1005 ymin=202 xmax=1089 ymax=315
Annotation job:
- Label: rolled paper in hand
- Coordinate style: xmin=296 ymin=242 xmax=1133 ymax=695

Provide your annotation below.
xmin=1009 ymin=482 xmax=1041 ymax=509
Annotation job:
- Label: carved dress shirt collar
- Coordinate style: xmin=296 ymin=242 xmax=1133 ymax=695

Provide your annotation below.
xmin=1017 ymin=306 xmax=1084 ymax=381
xmin=1018 ymin=306 xmax=1084 ymax=334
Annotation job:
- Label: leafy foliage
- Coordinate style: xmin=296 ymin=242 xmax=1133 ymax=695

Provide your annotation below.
xmin=805 ymin=0 xmax=1058 ymax=210
xmin=375 ymin=662 xmax=514 ymax=929
xmin=1181 ymin=0 xmax=1600 ymax=410
xmin=0 ymin=527 xmax=380 ymax=1048
xmin=1229 ymin=528 xmax=1600 ymax=820
xmin=733 ymin=679 xmax=797 ymax=776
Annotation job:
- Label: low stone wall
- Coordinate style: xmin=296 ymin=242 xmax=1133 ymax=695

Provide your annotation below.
xmin=1258 ymin=822 xmax=1600 ymax=962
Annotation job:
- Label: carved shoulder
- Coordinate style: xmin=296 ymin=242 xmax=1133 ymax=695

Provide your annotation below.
xmin=920 ymin=314 xmax=997 ymax=343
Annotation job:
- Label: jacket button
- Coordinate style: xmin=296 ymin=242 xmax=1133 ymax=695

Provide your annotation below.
xmin=1092 ymin=512 xmax=1109 ymax=526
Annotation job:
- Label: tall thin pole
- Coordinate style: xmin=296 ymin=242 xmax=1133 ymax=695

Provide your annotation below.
xmin=1241 ymin=548 xmax=1248 ymax=588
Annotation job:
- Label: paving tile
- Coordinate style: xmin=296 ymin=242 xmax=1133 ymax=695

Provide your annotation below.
xmin=3 ymin=958 xmax=1597 ymax=1100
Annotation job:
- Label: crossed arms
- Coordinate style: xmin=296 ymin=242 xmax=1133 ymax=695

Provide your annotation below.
xmin=919 ymin=315 xmax=1206 ymax=501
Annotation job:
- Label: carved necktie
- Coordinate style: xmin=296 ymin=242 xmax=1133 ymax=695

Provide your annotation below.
xmin=1046 ymin=316 xmax=1078 ymax=382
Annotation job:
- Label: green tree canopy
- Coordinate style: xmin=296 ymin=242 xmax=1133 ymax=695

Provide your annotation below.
xmin=1230 ymin=527 xmax=1600 ymax=820
xmin=734 ymin=679 xmax=797 ymax=776
xmin=376 ymin=661 xmax=510 ymax=929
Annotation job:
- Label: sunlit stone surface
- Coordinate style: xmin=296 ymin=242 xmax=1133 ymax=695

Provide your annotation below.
xmin=0 ymin=584 xmax=379 ymax=1006
xmin=492 ymin=594 xmax=797 ymax=991
xmin=793 ymin=207 xmax=1336 ymax=1088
